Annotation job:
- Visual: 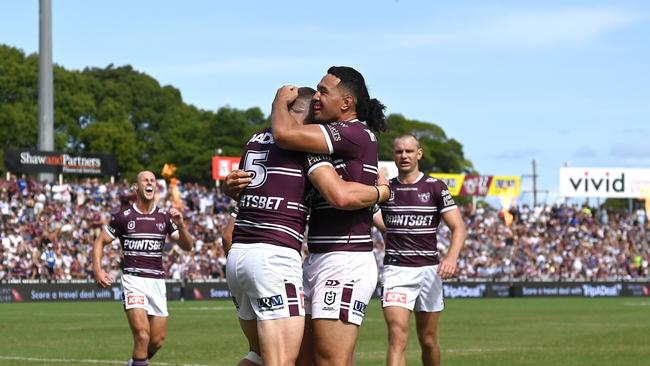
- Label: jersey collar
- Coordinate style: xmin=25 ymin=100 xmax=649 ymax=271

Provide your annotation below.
xmin=132 ymin=202 xmax=157 ymax=215
xmin=397 ymin=172 xmax=424 ymax=185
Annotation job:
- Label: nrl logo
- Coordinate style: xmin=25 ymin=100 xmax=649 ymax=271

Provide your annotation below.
xmin=127 ymin=220 xmax=135 ymax=230
xmin=324 ymin=291 xmax=336 ymax=305
xmin=418 ymin=192 xmax=431 ymax=202
xmin=156 ymin=223 xmax=166 ymax=232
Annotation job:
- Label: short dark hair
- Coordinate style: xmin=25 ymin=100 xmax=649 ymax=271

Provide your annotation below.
xmin=290 ymin=86 xmax=316 ymax=112
xmin=327 ymin=66 xmax=387 ymax=133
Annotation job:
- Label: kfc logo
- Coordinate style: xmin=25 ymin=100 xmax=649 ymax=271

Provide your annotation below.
xmin=127 ymin=295 xmax=145 ymax=305
xmin=385 ymin=291 xmax=407 ymax=304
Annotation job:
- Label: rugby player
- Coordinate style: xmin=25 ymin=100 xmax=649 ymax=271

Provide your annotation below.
xmin=224 ymin=87 xmax=390 ymax=366
xmin=270 ymin=66 xmax=388 ymax=366
xmin=374 ymin=134 xmax=466 ymax=366
xmin=93 ymin=170 xmax=193 ymax=366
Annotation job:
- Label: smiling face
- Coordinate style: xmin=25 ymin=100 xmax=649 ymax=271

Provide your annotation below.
xmin=312 ymin=74 xmax=349 ymax=123
xmin=393 ymin=135 xmax=423 ymax=175
xmin=134 ymin=171 xmax=157 ymax=203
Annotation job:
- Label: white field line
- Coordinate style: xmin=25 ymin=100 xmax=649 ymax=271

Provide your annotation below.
xmin=0 ymin=356 xmax=224 ymax=366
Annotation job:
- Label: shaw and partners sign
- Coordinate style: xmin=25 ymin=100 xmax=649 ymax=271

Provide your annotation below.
xmin=560 ymin=168 xmax=650 ymax=198
xmin=4 ymin=149 xmax=118 ymax=176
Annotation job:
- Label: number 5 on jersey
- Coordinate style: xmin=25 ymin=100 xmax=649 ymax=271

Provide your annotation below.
xmin=243 ymin=150 xmax=269 ymax=188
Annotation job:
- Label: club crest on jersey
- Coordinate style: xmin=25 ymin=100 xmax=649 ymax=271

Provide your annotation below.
xmin=324 ymin=291 xmax=336 ymax=305
xmin=156 ymin=223 xmax=166 ymax=232
xmin=127 ymin=220 xmax=135 ymax=230
xmin=418 ymin=192 xmax=431 ymax=202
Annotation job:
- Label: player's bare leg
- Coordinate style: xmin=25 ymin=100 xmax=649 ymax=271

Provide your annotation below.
xmin=237 ymin=318 xmax=262 ymax=366
xmin=296 ymin=315 xmax=314 ymax=366
xmin=126 ymin=308 xmax=151 ymax=364
xmin=257 ymin=316 xmax=304 ymax=366
xmin=311 ymin=319 xmax=359 ymax=366
xmin=415 ymin=311 xmax=441 ymax=366
xmin=147 ymin=315 xmax=167 ymax=360
xmin=384 ymin=306 xmax=411 ymax=366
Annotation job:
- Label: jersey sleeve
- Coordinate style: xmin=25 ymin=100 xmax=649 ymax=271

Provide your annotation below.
xmin=304 ymin=153 xmax=333 ymax=175
xmin=434 ymin=180 xmax=457 ymax=213
xmin=167 ymin=212 xmax=179 ymax=236
xmin=104 ymin=213 xmax=121 ymax=240
xmin=318 ymin=122 xmax=365 ymax=157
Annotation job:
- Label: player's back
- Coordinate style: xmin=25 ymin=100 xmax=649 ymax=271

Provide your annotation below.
xmin=233 ymin=128 xmax=319 ymax=252
xmin=307 ymin=120 xmax=379 ymax=253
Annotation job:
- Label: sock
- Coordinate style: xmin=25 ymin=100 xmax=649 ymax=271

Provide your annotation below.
xmin=131 ymin=358 xmax=148 ymax=366
xmin=126 ymin=359 xmax=133 ymax=366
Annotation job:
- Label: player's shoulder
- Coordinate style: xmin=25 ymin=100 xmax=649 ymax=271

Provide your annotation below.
xmin=423 ymin=175 xmax=449 ymax=191
xmin=117 ymin=207 xmax=132 ymax=218
xmin=246 ymin=127 xmax=274 ymax=146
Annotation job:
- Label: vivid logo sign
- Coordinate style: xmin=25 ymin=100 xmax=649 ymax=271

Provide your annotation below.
xmin=560 ymin=168 xmax=650 ymax=198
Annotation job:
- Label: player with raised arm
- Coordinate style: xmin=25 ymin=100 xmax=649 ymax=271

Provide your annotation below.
xmin=93 ymin=170 xmax=193 ymax=366
xmin=224 ymin=87 xmax=390 ymax=366
xmin=374 ymin=134 xmax=466 ymax=366
xmin=270 ymin=66 xmax=388 ymax=366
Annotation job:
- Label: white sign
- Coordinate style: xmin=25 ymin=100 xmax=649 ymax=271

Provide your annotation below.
xmin=560 ymin=168 xmax=650 ymax=198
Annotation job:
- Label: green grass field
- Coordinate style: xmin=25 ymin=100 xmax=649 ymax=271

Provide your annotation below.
xmin=1 ymin=298 xmax=649 ymax=366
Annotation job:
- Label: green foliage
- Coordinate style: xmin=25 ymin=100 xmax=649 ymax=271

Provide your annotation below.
xmin=0 ymin=44 xmax=473 ymax=183
xmin=381 ymin=114 xmax=474 ymax=175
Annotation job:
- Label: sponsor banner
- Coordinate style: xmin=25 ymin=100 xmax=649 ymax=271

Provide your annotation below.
xmin=512 ymin=282 xmax=624 ymax=297
xmin=2 ymin=281 xmax=645 ymax=303
xmin=4 ymin=149 xmax=118 ymax=176
xmin=430 ymin=174 xmax=521 ymax=197
xmin=442 ymin=283 xmax=511 ymax=298
xmin=212 ymin=156 xmax=241 ymax=180
xmin=182 ymin=281 xmax=232 ymax=300
xmin=622 ymin=282 xmax=650 ymax=297
xmin=0 ymin=281 xmax=182 ymax=303
xmin=560 ymin=168 xmax=650 ymax=198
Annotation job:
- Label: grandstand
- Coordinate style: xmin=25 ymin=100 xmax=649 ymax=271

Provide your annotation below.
xmin=1 ymin=175 xmax=647 ymax=284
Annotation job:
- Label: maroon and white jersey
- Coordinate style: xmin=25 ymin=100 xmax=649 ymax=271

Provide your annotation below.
xmin=380 ymin=173 xmax=457 ymax=267
xmin=105 ymin=204 xmax=178 ymax=279
xmin=307 ymin=120 xmax=379 ymax=253
xmin=233 ymin=128 xmax=329 ymax=252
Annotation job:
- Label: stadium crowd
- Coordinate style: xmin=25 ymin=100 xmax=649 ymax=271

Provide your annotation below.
xmin=1 ymin=176 xmax=648 ymax=282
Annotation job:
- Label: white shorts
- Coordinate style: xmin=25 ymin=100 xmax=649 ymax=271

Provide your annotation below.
xmin=303 ymin=251 xmax=377 ymax=326
xmin=121 ymin=274 xmax=168 ymax=317
xmin=381 ymin=265 xmax=444 ymax=313
xmin=226 ymin=243 xmax=305 ymax=321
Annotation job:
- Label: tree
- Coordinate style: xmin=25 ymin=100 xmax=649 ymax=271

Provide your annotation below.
xmin=0 ymin=44 xmax=474 ymax=185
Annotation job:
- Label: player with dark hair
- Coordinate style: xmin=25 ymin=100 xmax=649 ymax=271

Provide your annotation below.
xmin=270 ymin=66 xmax=388 ymax=366
xmin=93 ymin=170 xmax=193 ymax=366
xmin=374 ymin=134 xmax=466 ymax=366
xmin=224 ymin=86 xmax=390 ymax=366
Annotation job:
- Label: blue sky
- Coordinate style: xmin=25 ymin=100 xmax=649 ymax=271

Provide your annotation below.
xmin=1 ymin=0 xmax=648 ymax=205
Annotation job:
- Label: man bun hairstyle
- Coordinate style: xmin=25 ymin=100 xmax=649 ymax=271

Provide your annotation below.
xmin=327 ymin=66 xmax=387 ymax=133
